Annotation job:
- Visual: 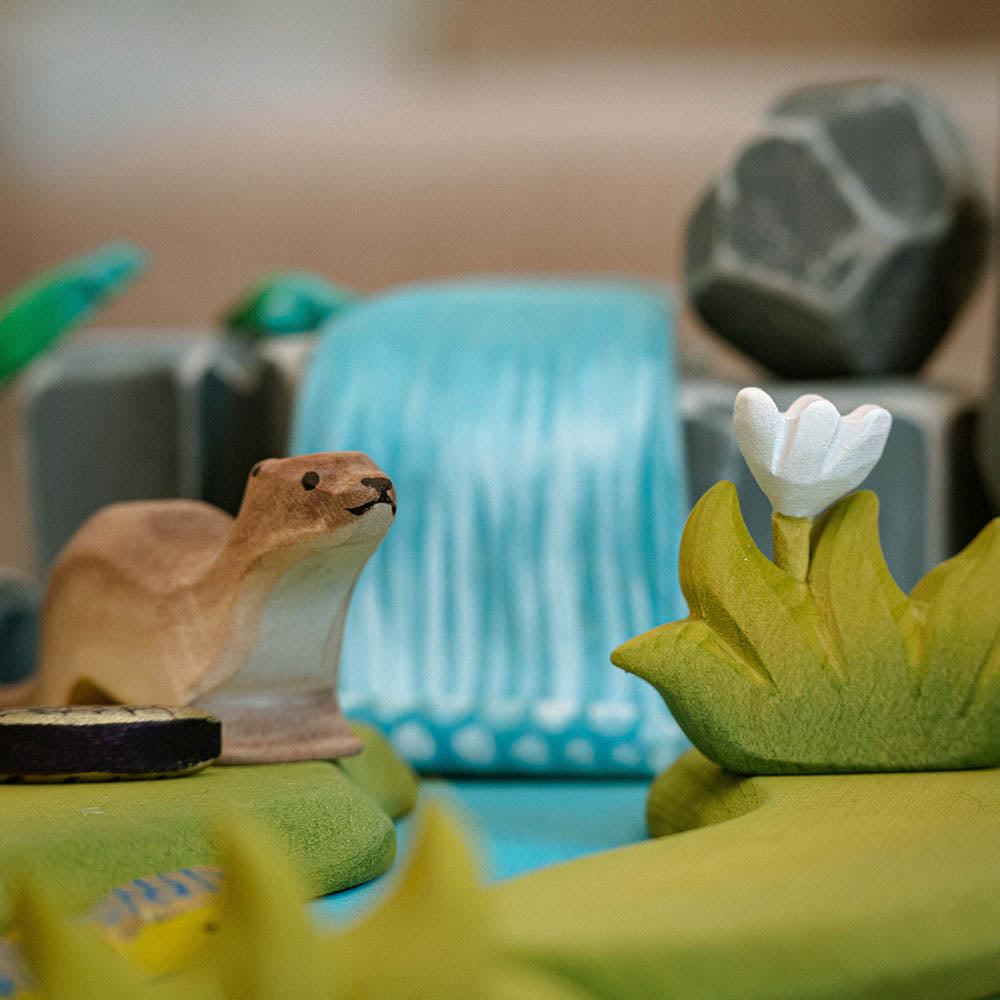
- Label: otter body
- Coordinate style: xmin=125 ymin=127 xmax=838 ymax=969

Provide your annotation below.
xmin=36 ymin=452 xmax=396 ymax=763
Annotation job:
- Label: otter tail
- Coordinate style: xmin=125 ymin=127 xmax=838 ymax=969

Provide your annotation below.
xmin=0 ymin=676 xmax=38 ymax=706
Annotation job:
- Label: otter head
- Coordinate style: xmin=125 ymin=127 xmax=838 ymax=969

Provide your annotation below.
xmin=233 ymin=451 xmax=396 ymax=554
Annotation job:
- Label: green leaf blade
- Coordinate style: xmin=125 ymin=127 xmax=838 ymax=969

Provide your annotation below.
xmin=680 ymin=481 xmax=830 ymax=690
xmin=807 ymin=491 xmax=914 ymax=686
xmin=0 ymin=243 xmax=147 ymax=383
xmin=911 ymin=518 xmax=1000 ymax=727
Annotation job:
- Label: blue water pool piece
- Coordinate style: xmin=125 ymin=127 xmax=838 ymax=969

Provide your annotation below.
xmin=293 ymin=279 xmax=690 ymax=776
xmin=313 ymin=778 xmax=650 ymax=922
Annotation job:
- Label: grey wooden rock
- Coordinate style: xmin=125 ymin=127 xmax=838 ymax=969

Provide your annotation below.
xmin=686 ymin=80 xmax=990 ymax=378
xmin=980 ymin=299 xmax=1000 ymax=513
xmin=21 ymin=335 xmax=306 ymax=570
xmin=0 ymin=571 xmax=39 ymax=685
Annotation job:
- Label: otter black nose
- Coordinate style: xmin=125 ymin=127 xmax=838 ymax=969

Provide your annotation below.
xmin=347 ymin=475 xmax=397 ymax=517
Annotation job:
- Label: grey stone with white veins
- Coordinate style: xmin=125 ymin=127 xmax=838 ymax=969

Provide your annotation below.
xmin=0 ymin=571 xmax=39 ymax=684
xmin=976 ymin=160 xmax=1000 ymax=515
xmin=686 ymin=80 xmax=991 ymax=378
xmin=21 ymin=335 xmax=303 ymax=571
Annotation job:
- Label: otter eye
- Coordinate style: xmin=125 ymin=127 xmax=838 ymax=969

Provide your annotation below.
xmin=301 ymin=471 xmax=320 ymax=491
xmin=250 ymin=463 xmax=262 ymax=477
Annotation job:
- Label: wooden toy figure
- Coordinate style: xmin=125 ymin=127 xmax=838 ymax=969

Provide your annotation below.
xmin=16 ymin=452 xmax=395 ymax=764
xmin=613 ymin=387 xmax=1000 ymax=774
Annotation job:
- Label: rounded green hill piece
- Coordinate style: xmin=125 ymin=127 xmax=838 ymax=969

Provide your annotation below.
xmin=495 ymin=749 xmax=1000 ymax=999
xmin=0 ymin=721 xmax=416 ymax=929
xmin=612 ymin=480 xmax=1000 ymax=774
xmin=223 ymin=273 xmax=358 ymax=337
xmin=336 ymin=721 xmax=418 ymax=818
xmin=6 ymin=755 xmax=1000 ymax=997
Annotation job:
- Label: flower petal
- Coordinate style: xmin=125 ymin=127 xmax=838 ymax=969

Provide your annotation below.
xmin=733 ymin=387 xmax=781 ymax=472
xmin=776 ymin=396 xmax=841 ymax=484
xmin=732 ymin=388 xmax=892 ymax=519
xmin=822 ymin=403 xmax=892 ymax=484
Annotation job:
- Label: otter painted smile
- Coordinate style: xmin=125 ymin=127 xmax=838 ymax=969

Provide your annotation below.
xmin=347 ymin=476 xmax=397 ymax=517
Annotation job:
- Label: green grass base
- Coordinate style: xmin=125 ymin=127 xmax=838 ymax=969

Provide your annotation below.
xmin=0 ymin=721 xmax=417 ymax=929
xmin=494 ymin=750 xmax=1000 ymax=999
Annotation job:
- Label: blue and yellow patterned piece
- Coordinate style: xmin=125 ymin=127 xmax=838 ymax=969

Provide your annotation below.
xmin=85 ymin=866 xmax=223 ymax=974
xmin=0 ymin=866 xmax=223 ymax=996
xmin=0 ymin=937 xmax=33 ymax=1000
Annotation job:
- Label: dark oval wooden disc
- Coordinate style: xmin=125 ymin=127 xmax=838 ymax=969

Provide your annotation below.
xmin=0 ymin=706 xmax=221 ymax=782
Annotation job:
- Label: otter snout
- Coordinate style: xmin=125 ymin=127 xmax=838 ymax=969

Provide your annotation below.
xmin=347 ymin=475 xmax=397 ymax=517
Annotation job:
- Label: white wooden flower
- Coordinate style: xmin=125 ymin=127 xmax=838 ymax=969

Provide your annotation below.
xmin=733 ymin=387 xmax=892 ymax=519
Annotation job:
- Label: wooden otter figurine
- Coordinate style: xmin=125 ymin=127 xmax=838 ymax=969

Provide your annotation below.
xmin=33 ymin=452 xmax=395 ymax=763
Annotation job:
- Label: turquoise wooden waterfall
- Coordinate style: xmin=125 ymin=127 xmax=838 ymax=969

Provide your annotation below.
xmin=292 ymin=280 xmax=689 ymax=774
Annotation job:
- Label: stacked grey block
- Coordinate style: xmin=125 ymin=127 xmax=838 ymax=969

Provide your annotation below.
xmin=22 ymin=334 xmax=310 ymax=570
xmin=14 ymin=336 xmax=987 ymax=595
xmin=980 ymin=307 xmax=1000 ymax=513
xmin=0 ymin=571 xmax=39 ymax=684
xmin=686 ymin=81 xmax=990 ymax=378
xmin=982 ymin=381 xmax=1000 ymax=515
xmin=977 ymin=156 xmax=1000 ymax=514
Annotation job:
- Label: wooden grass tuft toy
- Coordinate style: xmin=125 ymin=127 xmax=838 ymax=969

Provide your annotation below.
xmin=613 ymin=387 xmax=1000 ymax=774
xmin=2 ymin=452 xmax=395 ymax=764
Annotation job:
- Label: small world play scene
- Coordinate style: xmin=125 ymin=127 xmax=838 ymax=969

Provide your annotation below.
xmin=0 ymin=6 xmax=998 ymax=999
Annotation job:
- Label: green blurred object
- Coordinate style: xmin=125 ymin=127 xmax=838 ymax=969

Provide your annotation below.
xmin=0 ymin=243 xmax=147 ymax=384
xmin=495 ymin=750 xmax=1000 ymax=999
xmin=0 ymin=721 xmax=417 ymax=930
xmin=339 ymin=722 xmax=419 ymax=819
xmin=223 ymin=272 xmax=358 ymax=337
xmin=9 ymin=764 xmax=1000 ymax=998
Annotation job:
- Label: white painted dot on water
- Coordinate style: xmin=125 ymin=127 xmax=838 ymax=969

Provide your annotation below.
xmin=511 ymin=734 xmax=550 ymax=767
xmin=452 ymin=725 xmax=497 ymax=765
xmin=533 ymin=700 xmax=578 ymax=733
xmin=563 ymin=738 xmax=596 ymax=767
xmin=611 ymin=744 xmax=641 ymax=768
xmin=646 ymin=743 xmax=679 ymax=774
xmin=432 ymin=696 xmax=475 ymax=726
xmin=587 ymin=701 xmax=638 ymax=736
xmin=338 ymin=692 xmax=367 ymax=713
xmin=391 ymin=722 xmax=437 ymax=763
xmin=378 ymin=697 xmax=417 ymax=722
xmin=482 ymin=699 xmax=525 ymax=730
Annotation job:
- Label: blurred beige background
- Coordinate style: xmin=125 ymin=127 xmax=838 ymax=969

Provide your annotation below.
xmin=0 ymin=0 xmax=997 ymax=575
